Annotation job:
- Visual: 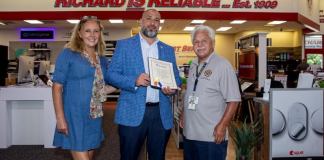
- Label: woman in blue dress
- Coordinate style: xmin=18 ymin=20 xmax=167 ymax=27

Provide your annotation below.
xmin=52 ymin=16 xmax=116 ymax=160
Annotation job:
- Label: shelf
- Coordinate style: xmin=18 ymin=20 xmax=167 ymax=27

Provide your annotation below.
xmin=28 ymin=48 xmax=50 ymax=51
xmin=104 ymin=41 xmax=116 ymax=58
xmin=26 ymin=45 xmax=51 ymax=61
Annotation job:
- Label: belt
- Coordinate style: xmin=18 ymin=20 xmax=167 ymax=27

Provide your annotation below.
xmin=146 ymin=102 xmax=159 ymax=107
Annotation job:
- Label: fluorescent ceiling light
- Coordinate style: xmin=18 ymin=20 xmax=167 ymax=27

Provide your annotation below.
xmin=216 ymin=27 xmax=232 ymax=31
xmin=66 ymin=20 xmax=80 ymax=24
xmin=0 ymin=22 xmax=5 ymax=25
xmin=109 ymin=19 xmax=123 ymax=23
xmin=160 ymin=19 xmax=165 ymax=23
xmin=267 ymin=21 xmax=286 ymax=25
xmin=191 ymin=20 xmax=206 ymax=24
xmin=159 ymin=26 xmax=162 ymax=31
xmin=230 ymin=20 xmax=246 ymax=24
xmin=24 ymin=20 xmax=43 ymax=24
xmin=184 ymin=26 xmax=195 ymax=31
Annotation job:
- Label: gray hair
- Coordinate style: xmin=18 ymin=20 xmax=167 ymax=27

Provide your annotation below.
xmin=191 ymin=25 xmax=215 ymax=43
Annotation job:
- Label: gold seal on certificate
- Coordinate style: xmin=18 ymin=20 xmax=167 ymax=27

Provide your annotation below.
xmin=148 ymin=57 xmax=178 ymax=89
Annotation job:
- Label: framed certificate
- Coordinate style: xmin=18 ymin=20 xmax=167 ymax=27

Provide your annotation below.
xmin=148 ymin=57 xmax=178 ymax=89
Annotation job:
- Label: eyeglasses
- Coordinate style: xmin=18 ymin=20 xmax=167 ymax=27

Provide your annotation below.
xmin=78 ymin=16 xmax=103 ymax=30
xmin=81 ymin=16 xmax=98 ymax=20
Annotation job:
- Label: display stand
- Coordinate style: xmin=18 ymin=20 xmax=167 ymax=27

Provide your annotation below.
xmin=270 ymin=89 xmax=324 ymax=159
xmin=172 ymin=88 xmax=185 ymax=149
xmin=253 ymin=97 xmax=270 ymax=160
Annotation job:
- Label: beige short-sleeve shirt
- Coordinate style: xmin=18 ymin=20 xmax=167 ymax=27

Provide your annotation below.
xmin=183 ymin=53 xmax=241 ymax=142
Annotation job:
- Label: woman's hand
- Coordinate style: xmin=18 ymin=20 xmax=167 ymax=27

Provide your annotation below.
xmin=56 ymin=118 xmax=68 ymax=135
xmin=53 ymin=83 xmax=68 ymax=135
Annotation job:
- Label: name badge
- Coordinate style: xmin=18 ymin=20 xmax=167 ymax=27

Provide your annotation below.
xmin=188 ymin=94 xmax=199 ymax=110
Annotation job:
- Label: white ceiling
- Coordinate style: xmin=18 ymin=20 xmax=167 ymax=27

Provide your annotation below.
xmin=0 ymin=19 xmax=304 ymax=34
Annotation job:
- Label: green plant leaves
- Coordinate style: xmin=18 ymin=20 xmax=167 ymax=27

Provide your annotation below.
xmin=229 ymin=113 xmax=264 ymax=160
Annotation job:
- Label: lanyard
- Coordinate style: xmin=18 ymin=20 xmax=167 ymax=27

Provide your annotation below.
xmin=193 ymin=62 xmax=207 ymax=92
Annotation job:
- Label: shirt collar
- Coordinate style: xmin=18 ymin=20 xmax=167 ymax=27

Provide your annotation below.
xmin=139 ymin=33 xmax=159 ymax=46
xmin=192 ymin=52 xmax=215 ymax=65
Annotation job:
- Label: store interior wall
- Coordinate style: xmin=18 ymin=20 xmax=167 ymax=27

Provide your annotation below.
xmin=268 ymin=31 xmax=301 ymax=47
xmin=2 ymin=27 xmax=303 ymax=69
xmin=319 ymin=0 xmax=324 ymax=34
xmin=158 ymin=34 xmax=194 ymax=66
xmin=296 ymin=0 xmax=320 ymax=24
xmin=234 ymin=30 xmax=302 ymax=49
xmin=8 ymin=41 xmax=66 ymax=64
xmin=293 ymin=29 xmax=303 ymax=47
xmin=3 ymin=28 xmax=131 ymax=61
xmin=0 ymin=29 xmax=18 ymax=46
xmin=158 ymin=33 xmax=235 ymax=66
xmin=215 ymin=34 xmax=236 ymax=66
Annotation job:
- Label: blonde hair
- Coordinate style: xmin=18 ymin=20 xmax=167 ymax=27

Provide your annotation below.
xmin=65 ymin=16 xmax=106 ymax=56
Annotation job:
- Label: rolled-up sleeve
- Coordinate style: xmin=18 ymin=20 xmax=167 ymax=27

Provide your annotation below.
xmin=52 ymin=49 xmax=71 ymax=85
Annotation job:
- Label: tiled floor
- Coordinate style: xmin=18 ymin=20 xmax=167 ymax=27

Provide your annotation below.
xmin=103 ymin=101 xmax=235 ymax=160
xmin=165 ymin=136 xmax=183 ymax=160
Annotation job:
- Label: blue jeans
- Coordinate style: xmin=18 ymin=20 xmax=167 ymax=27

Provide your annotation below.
xmin=118 ymin=105 xmax=171 ymax=160
xmin=183 ymin=137 xmax=228 ymax=160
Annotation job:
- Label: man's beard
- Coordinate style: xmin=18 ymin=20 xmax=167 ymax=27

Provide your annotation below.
xmin=141 ymin=27 xmax=158 ymax=38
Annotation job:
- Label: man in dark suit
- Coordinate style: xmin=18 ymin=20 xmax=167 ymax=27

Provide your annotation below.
xmin=107 ymin=9 xmax=182 ymax=160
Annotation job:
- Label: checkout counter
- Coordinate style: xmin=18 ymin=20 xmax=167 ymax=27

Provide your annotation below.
xmin=0 ymin=86 xmax=55 ymax=148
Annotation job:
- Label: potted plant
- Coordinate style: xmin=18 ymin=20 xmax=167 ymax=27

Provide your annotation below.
xmin=229 ymin=113 xmax=264 ymax=160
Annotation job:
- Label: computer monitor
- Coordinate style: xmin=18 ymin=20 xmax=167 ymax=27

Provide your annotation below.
xmin=38 ymin=60 xmax=50 ymax=76
xmin=18 ymin=56 xmax=35 ymax=83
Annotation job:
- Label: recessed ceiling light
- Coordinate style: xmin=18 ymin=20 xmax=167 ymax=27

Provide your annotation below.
xmin=267 ymin=21 xmax=286 ymax=25
xmin=24 ymin=20 xmax=44 ymax=24
xmin=191 ymin=20 xmax=206 ymax=24
xmin=109 ymin=19 xmax=123 ymax=23
xmin=0 ymin=22 xmax=6 ymax=25
xmin=230 ymin=20 xmax=246 ymax=24
xmin=160 ymin=19 xmax=165 ymax=23
xmin=66 ymin=20 xmax=80 ymax=24
xmin=216 ymin=27 xmax=232 ymax=31
xmin=184 ymin=26 xmax=195 ymax=31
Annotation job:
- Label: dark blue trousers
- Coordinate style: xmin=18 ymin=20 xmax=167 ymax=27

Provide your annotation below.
xmin=183 ymin=137 xmax=228 ymax=160
xmin=118 ymin=105 xmax=171 ymax=160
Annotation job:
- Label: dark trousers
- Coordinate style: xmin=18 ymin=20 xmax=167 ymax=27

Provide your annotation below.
xmin=183 ymin=137 xmax=228 ymax=160
xmin=118 ymin=105 xmax=171 ymax=160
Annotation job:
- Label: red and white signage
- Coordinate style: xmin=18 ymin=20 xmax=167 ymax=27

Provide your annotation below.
xmin=53 ymin=0 xmax=278 ymax=9
xmin=305 ymin=35 xmax=323 ymax=49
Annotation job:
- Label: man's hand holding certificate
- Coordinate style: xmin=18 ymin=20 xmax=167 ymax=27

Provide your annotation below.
xmin=148 ymin=58 xmax=178 ymax=90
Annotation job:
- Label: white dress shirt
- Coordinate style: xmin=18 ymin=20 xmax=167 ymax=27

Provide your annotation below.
xmin=139 ymin=33 xmax=160 ymax=103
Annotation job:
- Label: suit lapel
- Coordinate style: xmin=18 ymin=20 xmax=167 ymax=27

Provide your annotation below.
xmin=133 ymin=34 xmax=145 ymax=73
xmin=157 ymin=42 xmax=165 ymax=61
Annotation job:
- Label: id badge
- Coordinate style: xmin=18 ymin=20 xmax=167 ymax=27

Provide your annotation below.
xmin=188 ymin=94 xmax=199 ymax=110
